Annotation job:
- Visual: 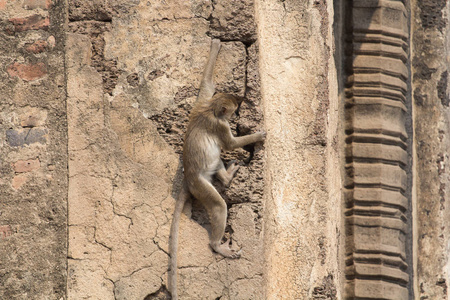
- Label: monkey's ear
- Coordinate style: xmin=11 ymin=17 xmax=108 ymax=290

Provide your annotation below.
xmin=220 ymin=106 xmax=227 ymax=116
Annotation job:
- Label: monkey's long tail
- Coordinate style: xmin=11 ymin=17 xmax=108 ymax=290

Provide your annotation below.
xmin=168 ymin=184 xmax=188 ymax=300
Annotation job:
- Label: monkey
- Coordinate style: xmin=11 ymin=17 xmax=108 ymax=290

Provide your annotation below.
xmin=168 ymin=39 xmax=266 ymax=300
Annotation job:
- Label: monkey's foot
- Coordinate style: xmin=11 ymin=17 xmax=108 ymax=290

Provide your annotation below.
xmin=217 ymin=160 xmax=240 ymax=187
xmin=226 ymin=160 xmax=240 ymax=177
xmin=212 ymin=240 xmax=241 ymax=259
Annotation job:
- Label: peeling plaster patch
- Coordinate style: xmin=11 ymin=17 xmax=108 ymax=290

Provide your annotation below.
xmin=68 ymin=21 xmax=120 ymax=95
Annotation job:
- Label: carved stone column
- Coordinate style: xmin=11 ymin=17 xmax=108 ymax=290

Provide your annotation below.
xmin=344 ymin=0 xmax=410 ymax=298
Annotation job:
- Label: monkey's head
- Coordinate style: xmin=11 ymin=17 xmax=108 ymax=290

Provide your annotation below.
xmin=211 ymin=93 xmax=241 ymax=120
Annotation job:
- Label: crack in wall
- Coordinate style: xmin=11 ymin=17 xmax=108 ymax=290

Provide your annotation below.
xmin=110 ymin=175 xmax=134 ymax=227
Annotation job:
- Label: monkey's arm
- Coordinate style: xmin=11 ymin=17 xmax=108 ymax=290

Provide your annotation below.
xmin=222 ymin=129 xmax=266 ymax=150
xmin=197 ymin=39 xmax=221 ymax=104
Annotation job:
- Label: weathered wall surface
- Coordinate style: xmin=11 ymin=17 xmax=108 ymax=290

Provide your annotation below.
xmin=7 ymin=0 xmax=450 ymax=299
xmin=0 ymin=0 xmax=68 ymax=299
xmin=66 ymin=0 xmax=265 ymax=299
xmin=412 ymin=0 xmax=450 ymax=299
xmin=256 ymin=0 xmax=342 ymax=298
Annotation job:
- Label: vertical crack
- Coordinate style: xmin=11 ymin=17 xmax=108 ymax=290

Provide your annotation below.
xmin=110 ymin=174 xmax=133 ymax=227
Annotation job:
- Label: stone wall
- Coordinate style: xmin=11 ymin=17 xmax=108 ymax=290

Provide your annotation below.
xmin=0 ymin=0 xmax=67 ymax=298
xmin=412 ymin=0 xmax=450 ymax=299
xmin=2 ymin=0 xmax=450 ymax=299
xmin=342 ymin=1 xmax=411 ymax=298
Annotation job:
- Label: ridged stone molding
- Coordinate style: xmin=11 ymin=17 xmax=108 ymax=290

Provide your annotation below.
xmin=344 ymin=0 xmax=410 ymax=299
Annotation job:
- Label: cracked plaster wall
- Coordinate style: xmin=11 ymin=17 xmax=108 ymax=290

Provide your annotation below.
xmin=67 ymin=0 xmax=266 ymax=299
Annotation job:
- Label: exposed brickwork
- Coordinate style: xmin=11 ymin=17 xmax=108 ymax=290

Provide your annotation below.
xmin=9 ymin=14 xmax=49 ymax=32
xmin=25 ymin=40 xmax=48 ymax=53
xmin=7 ymin=62 xmax=47 ymax=81
xmin=418 ymin=1 xmax=447 ymax=32
xmin=11 ymin=173 xmax=29 ymax=189
xmin=437 ymin=71 xmax=449 ymax=107
xmin=0 ymin=0 xmax=67 ymax=298
xmin=13 ymin=158 xmax=41 ymax=173
xmin=0 ymin=225 xmax=13 ymax=238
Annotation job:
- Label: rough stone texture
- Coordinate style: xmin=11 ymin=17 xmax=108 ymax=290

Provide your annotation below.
xmin=66 ymin=32 xmax=177 ymax=299
xmin=210 ymin=0 xmax=257 ymax=43
xmin=66 ymin=0 xmax=265 ymax=299
xmin=0 ymin=0 xmax=68 ymax=298
xmin=412 ymin=0 xmax=450 ymax=299
xmin=255 ymin=0 xmax=342 ymax=298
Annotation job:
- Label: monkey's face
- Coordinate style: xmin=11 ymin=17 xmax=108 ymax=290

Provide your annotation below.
xmin=211 ymin=93 xmax=239 ymax=120
xmin=221 ymin=104 xmax=238 ymax=120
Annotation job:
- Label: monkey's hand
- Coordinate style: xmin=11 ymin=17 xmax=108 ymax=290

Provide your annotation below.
xmin=256 ymin=130 xmax=266 ymax=142
xmin=213 ymin=239 xmax=241 ymax=259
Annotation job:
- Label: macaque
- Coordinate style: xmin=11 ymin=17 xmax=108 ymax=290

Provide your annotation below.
xmin=168 ymin=39 xmax=265 ymax=300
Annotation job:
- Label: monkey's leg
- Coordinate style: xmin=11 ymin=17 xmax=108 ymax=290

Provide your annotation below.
xmin=197 ymin=39 xmax=221 ymax=104
xmin=190 ymin=177 xmax=241 ymax=258
xmin=216 ymin=160 xmax=240 ymax=187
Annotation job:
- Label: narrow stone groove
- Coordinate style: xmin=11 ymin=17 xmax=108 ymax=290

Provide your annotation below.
xmin=345 ymin=133 xmax=408 ymax=146
xmin=346 ymin=253 xmax=408 ymax=269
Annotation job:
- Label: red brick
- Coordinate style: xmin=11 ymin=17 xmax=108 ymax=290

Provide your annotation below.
xmin=9 ymin=14 xmax=49 ymax=32
xmin=7 ymin=62 xmax=47 ymax=81
xmin=12 ymin=174 xmax=28 ymax=189
xmin=20 ymin=107 xmax=47 ymax=127
xmin=25 ymin=40 xmax=48 ymax=53
xmin=23 ymin=0 xmax=51 ymax=10
xmin=0 ymin=0 xmax=7 ymax=10
xmin=13 ymin=158 xmax=40 ymax=173
xmin=0 ymin=225 xmax=13 ymax=239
